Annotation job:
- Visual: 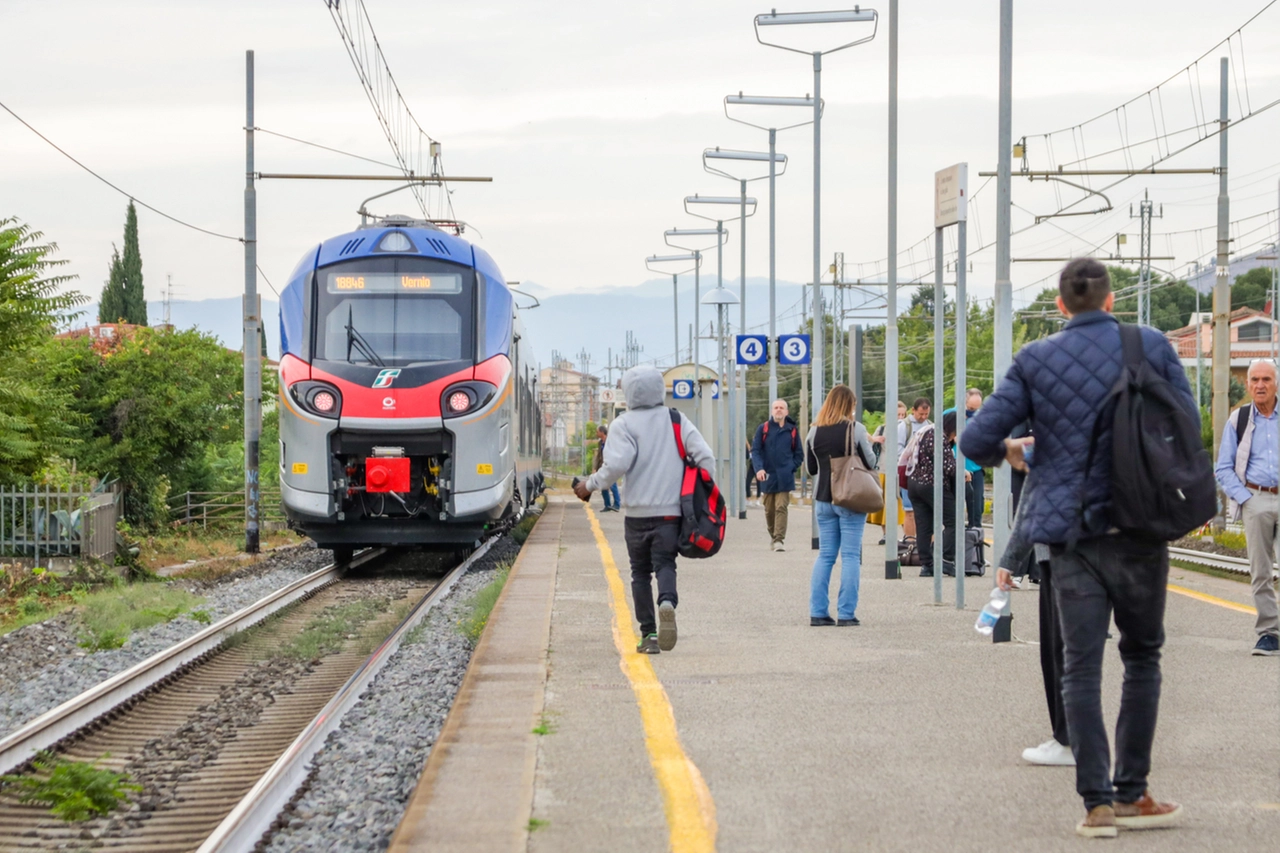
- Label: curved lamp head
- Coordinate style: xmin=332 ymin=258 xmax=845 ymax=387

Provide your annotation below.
xmin=646 ymin=253 xmax=701 ymax=277
xmin=754 ymin=7 xmax=879 ymax=56
xmin=682 ymin=194 xmax=759 ymax=224
xmin=703 ymin=147 xmax=788 ymax=184
xmin=724 ymin=92 xmax=822 ymax=132
xmin=664 ymin=227 xmax=727 ymax=252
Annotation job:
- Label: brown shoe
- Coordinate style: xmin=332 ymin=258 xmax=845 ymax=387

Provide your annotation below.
xmin=1076 ymin=805 xmax=1118 ymax=838
xmin=1114 ymin=791 xmax=1182 ymax=829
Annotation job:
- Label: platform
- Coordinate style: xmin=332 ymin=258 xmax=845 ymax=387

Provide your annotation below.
xmin=395 ymin=494 xmax=1280 ymax=852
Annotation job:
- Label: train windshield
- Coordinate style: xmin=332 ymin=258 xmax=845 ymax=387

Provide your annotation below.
xmin=315 ymin=257 xmax=474 ymax=367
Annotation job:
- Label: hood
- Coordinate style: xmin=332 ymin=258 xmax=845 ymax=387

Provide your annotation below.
xmin=622 ymin=366 xmax=666 ymax=409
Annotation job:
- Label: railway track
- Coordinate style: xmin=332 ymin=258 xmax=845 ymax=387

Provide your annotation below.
xmin=0 ymin=540 xmax=495 ymax=851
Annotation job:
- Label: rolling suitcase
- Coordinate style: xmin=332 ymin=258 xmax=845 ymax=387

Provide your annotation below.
xmin=964 ymin=527 xmax=987 ymax=577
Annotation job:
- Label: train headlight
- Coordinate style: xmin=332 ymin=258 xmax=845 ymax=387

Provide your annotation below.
xmin=441 ymin=381 xmax=497 ymax=419
xmin=290 ymin=381 xmax=343 ymax=419
xmin=448 ymin=391 xmax=472 ymax=413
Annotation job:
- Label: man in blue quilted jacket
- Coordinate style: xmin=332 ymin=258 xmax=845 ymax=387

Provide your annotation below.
xmin=960 ymin=258 xmax=1193 ymax=839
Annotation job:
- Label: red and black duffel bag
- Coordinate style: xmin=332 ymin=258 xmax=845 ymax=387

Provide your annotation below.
xmin=667 ymin=408 xmax=726 ymax=559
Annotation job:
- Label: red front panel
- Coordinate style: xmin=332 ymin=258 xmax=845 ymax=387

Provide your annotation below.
xmin=365 ymin=457 xmax=410 ymax=493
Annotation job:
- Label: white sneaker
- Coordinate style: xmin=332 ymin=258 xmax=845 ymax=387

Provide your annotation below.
xmin=772 ymin=541 xmax=784 ymax=552
xmin=1021 ymin=738 xmax=1075 ymax=766
xmin=1010 ymin=575 xmax=1026 ymax=590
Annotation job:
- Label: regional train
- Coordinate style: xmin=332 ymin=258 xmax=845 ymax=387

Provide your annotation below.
xmin=276 ymin=214 xmax=543 ymax=556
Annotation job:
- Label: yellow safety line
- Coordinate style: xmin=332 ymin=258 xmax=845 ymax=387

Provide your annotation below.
xmin=1167 ymin=583 xmax=1257 ymax=615
xmin=584 ymin=505 xmax=717 ymax=853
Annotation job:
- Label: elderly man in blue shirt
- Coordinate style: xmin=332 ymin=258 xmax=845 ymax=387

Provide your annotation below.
xmin=1215 ymin=359 xmax=1280 ymax=656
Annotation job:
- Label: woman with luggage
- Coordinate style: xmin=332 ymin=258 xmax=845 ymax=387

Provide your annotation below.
xmin=907 ymin=409 xmax=969 ymax=578
xmin=804 ymin=384 xmax=877 ymax=626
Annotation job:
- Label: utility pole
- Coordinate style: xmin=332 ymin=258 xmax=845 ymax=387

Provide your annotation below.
xmin=991 ymin=0 xmax=1013 ymax=569
xmin=1212 ymin=57 xmax=1231 ymax=528
xmin=243 ymin=50 xmax=262 ymax=555
xmin=883 ymin=0 xmax=900 ymax=579
xmin=1132 ymin=190 xmax=1163 ymax=325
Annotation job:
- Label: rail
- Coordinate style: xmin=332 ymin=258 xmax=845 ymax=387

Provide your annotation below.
xmin=0 ymin=548 xmax=383 ymax=776
xmin=198 ymin=537 xmax=496 ymax=852
xmin=1168 ymin=545 xmax=1250 ymax=575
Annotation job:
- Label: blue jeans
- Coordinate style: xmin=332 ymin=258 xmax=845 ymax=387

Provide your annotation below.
xmin=602 ymin=483 xmax=620 ymax=509
xmin=810 ymin=500 xmax=867 ymax=620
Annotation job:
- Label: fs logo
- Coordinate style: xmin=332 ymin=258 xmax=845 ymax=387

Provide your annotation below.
xmin=372 ymin=368 xmax=402 ymax=389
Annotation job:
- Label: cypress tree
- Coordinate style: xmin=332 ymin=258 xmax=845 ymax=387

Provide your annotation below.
xmin=99 ymin=245 xmax=127 ymax=324
xmin=121 ymin=201 xmax=147 ymax=325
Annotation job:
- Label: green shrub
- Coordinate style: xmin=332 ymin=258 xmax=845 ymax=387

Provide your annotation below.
xmin=459 ymin=564 xmax=511 ymax=644
xmin=0 ymin=753 xmax=140 ymax=821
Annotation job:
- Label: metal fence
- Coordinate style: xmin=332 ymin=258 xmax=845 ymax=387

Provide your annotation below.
xmin=168 ymin=490 xmax=284 ymax=530
xmin=0 ymin=485 xmax=120 ymax=562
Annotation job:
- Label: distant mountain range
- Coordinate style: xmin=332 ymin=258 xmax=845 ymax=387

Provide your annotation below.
xmin=72 ymin=275 xmax=830 ymax=374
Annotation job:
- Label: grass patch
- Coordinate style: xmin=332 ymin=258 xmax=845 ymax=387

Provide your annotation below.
xmin=141 ymin=529 xmax=299 ymax=576
xmin=276 ymin=598 xmax=391 ymax=661
xmin=527 ymin=818 xmax=549 ymax=832
xmin=77 ymin=584 xmax=205 ymax=650
xmin=458 ymin=563 xmax=511 ymax=645
xmin=531 ymin=712 xmax=558 ymax=736
xmin=1212 ymin=530 xmax=1248 ymax=551
xmin=351 ymin=597 xmax=417 ymax=657
xmin=0 ymin=752 xmax=140 ymax=821
xmin=512 ymin=508 xmax=541 ymax=545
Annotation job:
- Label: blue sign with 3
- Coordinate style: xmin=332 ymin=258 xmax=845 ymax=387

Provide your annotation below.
xmin=672 ymin=379 xmax=695 ymax=399
xmin=735 ymin=334 xmax=768 ymax=365
xmin=778 ymin=334 xmax=811 ymax=365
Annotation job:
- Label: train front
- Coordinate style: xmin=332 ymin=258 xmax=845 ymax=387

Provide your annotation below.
xmin=276 ymin=220 xmax=518 ymax=549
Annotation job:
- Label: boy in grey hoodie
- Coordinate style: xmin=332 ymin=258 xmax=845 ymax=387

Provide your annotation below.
xmin=574 ymin=366 xmax=715 ymax=653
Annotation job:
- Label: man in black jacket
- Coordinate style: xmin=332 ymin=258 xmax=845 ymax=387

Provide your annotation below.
xmin=960 ymin=258 xmax=1191 ymax=838
xmin=751 ymin=399 xmax=803 ymax=551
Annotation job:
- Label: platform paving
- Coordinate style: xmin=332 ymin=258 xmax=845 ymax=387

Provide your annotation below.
xmin=522 ymin=495 xmax=1280 ymax=852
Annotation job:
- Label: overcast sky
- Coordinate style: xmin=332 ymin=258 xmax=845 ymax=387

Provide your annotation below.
xmin=4 ymin=0 xmax=1280 ymax=314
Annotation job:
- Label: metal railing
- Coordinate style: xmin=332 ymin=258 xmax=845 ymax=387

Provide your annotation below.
xmin=168 ymin=491 xmax=284 ymax=530
xmin=0 ymin=485 xmax=120 ymax=562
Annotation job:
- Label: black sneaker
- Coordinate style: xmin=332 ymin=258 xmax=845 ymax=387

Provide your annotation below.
xmin=637 ymin=633 xmax=660 ymax=654
xmin=810 ymin=616 xmax=836 ymax=626
xmin=837 ymin=618 xmax=861 ymax=626
xmin=1252 ymin=634 xmax=1280 ymax=656
xmin=919 ymin=568 xmax=934 ymax=577
xmin=657 ymin=601 xmax=677 ymax=651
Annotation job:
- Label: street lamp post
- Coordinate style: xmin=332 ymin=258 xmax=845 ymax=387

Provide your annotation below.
xmin=687 ymin=187 xmax=763 ymax=520
xmin=725 ymin=94 xmax=815 ymax=403
xmin=666 ymin=227 xmax=728 ymax=432
xmin=703 ymin=285 xmax=741 ymax=495
xmin=646 ymin=254 xmax=700 ymax=366
xmin=754 ymin=7 xmax=878 ymax=454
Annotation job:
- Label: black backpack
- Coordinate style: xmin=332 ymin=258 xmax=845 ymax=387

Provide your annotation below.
xmin=668 ymin=409 xmax=726 ymax=558
xmin=1080 ymin=324 xmax=1215 ymax=541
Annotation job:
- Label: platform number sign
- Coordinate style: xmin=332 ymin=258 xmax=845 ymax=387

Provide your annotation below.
xmin=777 ymin=334 xmax=811 ymax=365
xmin=710 ymin=381 xmax=720 ymax=399
xmin=672 ymin=379 xmax=695 ymax=399
xmin=735 ymin=334 xmax=768 ymax=365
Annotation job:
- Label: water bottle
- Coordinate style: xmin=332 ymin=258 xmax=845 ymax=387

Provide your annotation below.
xmin=975 ymin=587 xmax=1010 ymax=636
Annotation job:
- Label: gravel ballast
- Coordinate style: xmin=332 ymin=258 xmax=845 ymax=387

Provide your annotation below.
xmin=262 ymin=534 xmax=523 ymax=853
xmin=0 ymin=544 xmax=332 ymax=739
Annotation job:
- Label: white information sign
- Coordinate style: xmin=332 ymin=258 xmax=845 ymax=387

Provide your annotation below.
xmin=934 ymin=163 xmax=968 ymax=229
xmin=672 ymin=379 xmax=695 ymax=399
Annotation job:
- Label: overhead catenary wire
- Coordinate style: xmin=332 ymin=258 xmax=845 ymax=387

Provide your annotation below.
xmin=0 ymin=98 xmax=242 ymax=243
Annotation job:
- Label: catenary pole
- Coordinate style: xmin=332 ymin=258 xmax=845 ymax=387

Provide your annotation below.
xmin=810 ymin=51 xmax=824 ymax=551
xmin=884 ymin=0 xmax=900 ymax=579
xmin=992 ymin=0 xmax=1013 ymax=568
xmin=955 ymin=219 xmax=968 ymax=610
xmin=695 ymin=250 xmax=702 ymax=429
xmin=1212 ymin=57 xmax=1230 ymax=523
xmin=769 ymin=128 xmax=779 ymax=402
xmin=243 ymin=50 xmax=261 ymax=555
xmin=933 ymin=227 xmax=945 ymax=604
xmin=739 ymin=179 xmax=749 ymax=519
xmin=673 ymin=274 xmax=680 ymax=363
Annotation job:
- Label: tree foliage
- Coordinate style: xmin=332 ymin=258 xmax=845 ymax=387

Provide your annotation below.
xmin=0 ymin=218 xmax=86 ymax=483
xmin=98 ymin=202 xmax=146 ymax=325
xmin=1232 ymin=266 xmax=1273 ymax=313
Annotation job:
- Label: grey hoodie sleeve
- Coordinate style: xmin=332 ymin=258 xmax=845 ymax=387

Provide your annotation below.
xmin=585 ymin=417 xmax=637 ymax=492
xmin=679 ymin=414 xmax=716 ymax=472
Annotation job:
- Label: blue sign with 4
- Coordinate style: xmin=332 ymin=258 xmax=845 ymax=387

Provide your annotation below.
xmin=777 ymin=334 xmax=811 ymax=365
xmin=735 ymin=334 xmax=768 ymax=365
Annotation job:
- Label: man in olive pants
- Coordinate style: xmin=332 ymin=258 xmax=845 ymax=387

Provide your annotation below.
xmin=751 ymin=399 xmax=803 ymax=552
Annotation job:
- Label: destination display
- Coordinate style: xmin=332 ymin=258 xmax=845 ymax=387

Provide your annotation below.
xmin=325 ymin=272 xmax=463 ymax=294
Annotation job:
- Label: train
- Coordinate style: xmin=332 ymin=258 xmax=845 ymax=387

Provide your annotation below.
xmin=276 ymin=214 xmax=543 ymax=557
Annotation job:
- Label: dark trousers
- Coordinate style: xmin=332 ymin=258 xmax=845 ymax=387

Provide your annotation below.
xmin=966 ymin=468 xmax=985 ymax=528
xmin=1037 ymin=557 xmax=1069 ymax=746
xmin=746 ymin=463 xmax=758 ymax=498
xmin=908 ymin=479 xmax=955 ymax=572
xmin=1051 ymin=536 xmax=1167 ymax=811
xmin=624 ymin=516 xmax=680 ymax=636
